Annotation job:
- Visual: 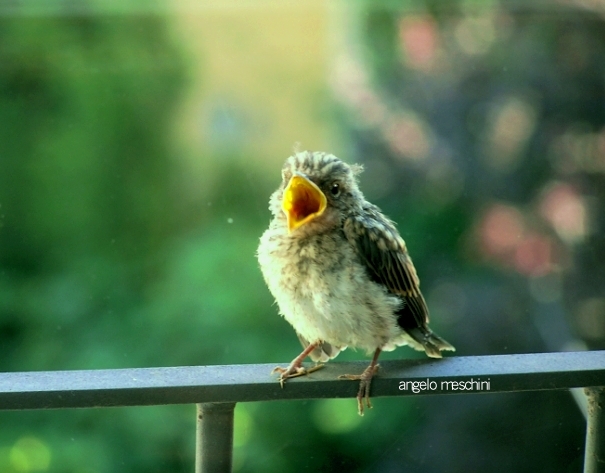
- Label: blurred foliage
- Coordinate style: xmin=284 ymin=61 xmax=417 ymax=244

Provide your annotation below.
xmin=328 ymin=0 xmax=604 ymax=471
xmin=0 ymin=6 xmax=200 ymax=473
xmin=0 ymin=1 xmax=602 ymax=472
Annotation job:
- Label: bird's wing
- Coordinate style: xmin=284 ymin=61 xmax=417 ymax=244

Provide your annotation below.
xmin=343 ymin=205 xmax=429 ymax=328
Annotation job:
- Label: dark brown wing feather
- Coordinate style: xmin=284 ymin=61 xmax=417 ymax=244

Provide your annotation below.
xmin=344 ymin=204 xmax=455 ymax=358
xmin=343 ymin=204 xmax=429 ymax=330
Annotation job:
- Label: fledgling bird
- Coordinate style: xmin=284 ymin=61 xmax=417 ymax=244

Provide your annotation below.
xmin=257 ymin=151 xmax=455 ymax=415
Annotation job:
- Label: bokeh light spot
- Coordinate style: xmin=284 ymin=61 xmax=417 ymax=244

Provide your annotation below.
xmin=480 ymin=204 xmax=524 ymax=256
xmin=539 ymin=182 xmax=587 ymax=244
xmin=513 ymin=233 xmax=553 ymax=276
xmin=386 ymin=113 xmax=431 ymax=162
xmin=485 ymin=97 xmax=537 ymax=172
xmin=549 ymin=125 xmax=605 ymax=174
xmin=455 ymin=14 xmax=496 ymax=55
xmin=399 ymin=16 xmax=439 ymax=71
xmin=10 ymin=437 xmax=51 ymax=472
xmin=312 ymin=398 xmax=362 ymax=434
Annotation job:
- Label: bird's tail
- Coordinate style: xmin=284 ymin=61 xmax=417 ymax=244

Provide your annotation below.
xmin=406 ymin=327 xmax=455 ymax=359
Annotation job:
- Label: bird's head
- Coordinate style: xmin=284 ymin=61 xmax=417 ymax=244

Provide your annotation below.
xmin=269 ymin=151 xmax=364 ymax=235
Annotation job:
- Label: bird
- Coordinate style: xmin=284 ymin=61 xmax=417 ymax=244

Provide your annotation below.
xmin=257 ymin=151 xmax=455 ymax=415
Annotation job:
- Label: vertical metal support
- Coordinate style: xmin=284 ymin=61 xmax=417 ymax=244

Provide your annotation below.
xmin=196 ymin=402 xmax=236 ymax=473
xmin=584 ymin=387 xmax=605 ymax=473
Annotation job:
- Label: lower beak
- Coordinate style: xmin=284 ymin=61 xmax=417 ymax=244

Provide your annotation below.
xmin=282 ymin=174 xmax=327 ymax=233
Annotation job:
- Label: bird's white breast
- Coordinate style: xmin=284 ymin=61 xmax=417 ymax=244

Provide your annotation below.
xmin=257 ymin=224 xmax=402 ymax=354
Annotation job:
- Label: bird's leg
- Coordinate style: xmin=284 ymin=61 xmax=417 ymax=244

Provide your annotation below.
xmin=339 ymin=348 xmax=382 ymax=416
xmin=271 ymin=341 xmax=324 ymax=387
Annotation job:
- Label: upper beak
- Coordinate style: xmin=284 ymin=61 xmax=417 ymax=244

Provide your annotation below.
xmin=282 ymin=173 xmax=327 ymax=233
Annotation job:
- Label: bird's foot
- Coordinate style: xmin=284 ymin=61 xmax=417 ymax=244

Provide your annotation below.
xmin=339 ymin=364 xmax=380 ymax=416
xmin=271 ymin=363 xmax=324 ymax=388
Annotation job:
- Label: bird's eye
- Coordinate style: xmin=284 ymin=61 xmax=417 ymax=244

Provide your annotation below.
xmin=330 ymin=182 xmax=341 ymax=197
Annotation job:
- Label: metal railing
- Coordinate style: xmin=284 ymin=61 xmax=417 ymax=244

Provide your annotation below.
xmin=0 ymin=351 xmax=603 ymax=473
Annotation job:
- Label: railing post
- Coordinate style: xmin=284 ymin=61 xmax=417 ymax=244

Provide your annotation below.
xmin=196 ymin=402 xmax=236 ymax=473
xmin=584 ymin=387 xmax=605 ymax=473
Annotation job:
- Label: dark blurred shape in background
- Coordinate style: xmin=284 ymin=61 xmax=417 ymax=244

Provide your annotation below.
xmin=0 ymin=0 xmax=601 ymax=472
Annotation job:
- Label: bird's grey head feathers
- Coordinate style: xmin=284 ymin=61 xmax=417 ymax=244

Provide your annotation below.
xmin=281 ymin=151 xmax=363 ymax=185
xmin=269 ymin=151 xmax=365 ymax=227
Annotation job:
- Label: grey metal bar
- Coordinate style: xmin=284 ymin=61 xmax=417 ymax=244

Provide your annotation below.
xmin=196 ymin=403 xmax=235 ymax=473
xmin=584 ymin=387 xmax=605 ymax=473
xmin=0 ymin=351 xmax=602 ymax=410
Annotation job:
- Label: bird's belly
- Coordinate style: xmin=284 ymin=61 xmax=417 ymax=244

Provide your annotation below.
xmin=258 ymin=228 xmax=403 ymax=353
xmin=273 ymin=262 xmax=401 ymax=353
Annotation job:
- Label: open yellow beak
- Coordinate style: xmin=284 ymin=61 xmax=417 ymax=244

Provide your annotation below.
xmin=282 ymin=174 xmax=327 ymax=233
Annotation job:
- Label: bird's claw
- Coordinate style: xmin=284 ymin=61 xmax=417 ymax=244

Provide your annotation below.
xmin=339 ymin=364 xmax=380 ymax=416
xmin=272 ymin=363 xmax=324 ymax=387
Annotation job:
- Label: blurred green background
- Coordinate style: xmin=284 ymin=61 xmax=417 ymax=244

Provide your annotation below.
xmin=0 ymin=0 xmax=603 ymax=471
